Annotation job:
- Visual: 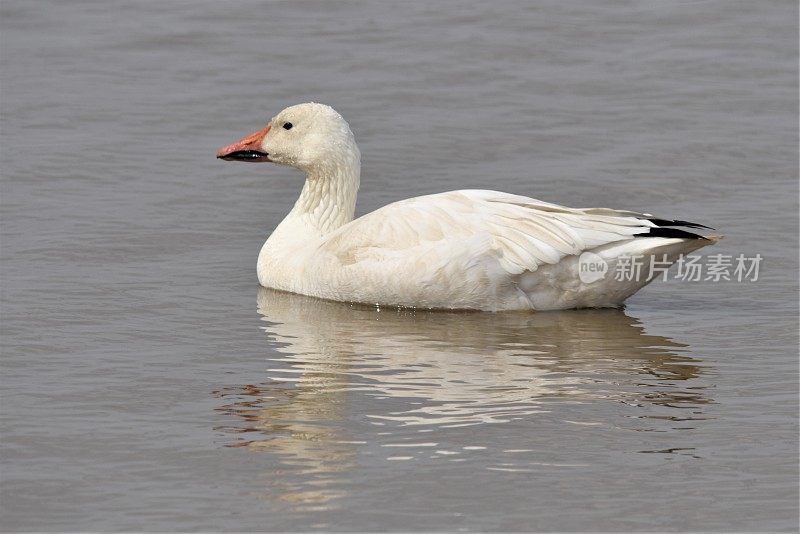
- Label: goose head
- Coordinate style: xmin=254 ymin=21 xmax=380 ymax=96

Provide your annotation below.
xmin=216 ymin=103 xmax=358 ymax=172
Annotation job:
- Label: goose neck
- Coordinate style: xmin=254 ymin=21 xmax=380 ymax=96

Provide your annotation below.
xmin=291 ymin=154 xmax=360 ymax=235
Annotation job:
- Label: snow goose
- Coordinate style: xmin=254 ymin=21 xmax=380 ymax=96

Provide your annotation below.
xmin=217 ymin=103 xmax=720 ymax=311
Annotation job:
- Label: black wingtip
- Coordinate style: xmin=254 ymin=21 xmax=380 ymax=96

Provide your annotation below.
xmin=636 ymin=227 xmax=710 ymax=240
xmin=647 ymin=218 xmax=715 ymax=231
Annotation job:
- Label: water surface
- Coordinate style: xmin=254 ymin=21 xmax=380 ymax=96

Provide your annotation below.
xmin=1 ymin=0 xmax=798 ymax=531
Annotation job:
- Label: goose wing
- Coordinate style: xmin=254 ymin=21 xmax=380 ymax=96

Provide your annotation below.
xmin=318 ymin=189 xmax=700 ymax=276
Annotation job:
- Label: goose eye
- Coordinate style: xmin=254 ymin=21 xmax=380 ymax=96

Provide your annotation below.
xmin=283 ymin=122 xmax=293 ymax=130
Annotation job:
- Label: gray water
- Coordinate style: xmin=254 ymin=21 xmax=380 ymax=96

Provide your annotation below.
xmin=1 ymin=0 xmax=798 ymax=531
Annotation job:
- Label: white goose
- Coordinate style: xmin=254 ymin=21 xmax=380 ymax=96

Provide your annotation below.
xmin=217 ymin=103 xmax=720 ymax=311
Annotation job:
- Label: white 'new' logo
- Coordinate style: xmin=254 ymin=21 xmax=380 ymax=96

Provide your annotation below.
xmin=578 ymin=252 xmax=609 ymax=283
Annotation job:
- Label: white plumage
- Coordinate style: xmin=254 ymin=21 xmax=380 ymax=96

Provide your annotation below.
xmin=217 ymin=103 xmax=720 ymax=311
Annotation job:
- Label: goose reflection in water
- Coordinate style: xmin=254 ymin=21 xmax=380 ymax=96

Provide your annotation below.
xmin=214 ymin=288 xmax=713 ymax=510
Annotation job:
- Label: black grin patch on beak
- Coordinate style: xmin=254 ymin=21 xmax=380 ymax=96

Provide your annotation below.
xmin=217 ymin=150 xmax=271 ymax=162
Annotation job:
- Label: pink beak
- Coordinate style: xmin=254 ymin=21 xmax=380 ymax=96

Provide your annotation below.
xmin=216 ymin=124 xmax=272 ymax=162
